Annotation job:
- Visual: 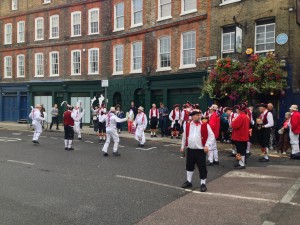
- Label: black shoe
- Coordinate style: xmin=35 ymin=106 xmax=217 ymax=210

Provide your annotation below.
xmin=154 ymin=135 xmax=157 ymax=137
xmin=176 ymin=136 xmax=180 ymax=139
xmin=68 ymin=147 xmax=74 ymax=151
xmin=56 ymin=128 xmax=60 ymax=130
xmin=181 ymin=181 xmax=192 ymax=189
xmin=32 ymin=140 xmax=36 ymax=143
xmin=200 ymin=184 xmax=207 ymax=192
xmin=103 ymin=152 xmax=108 ymax=157
xmin=78 ymin=137 xmax=82 ymax=140
xmin=214 ymin=161 xmax=219 ymax=165
xmin=171 ymin=136 xmax=174 ymax=139
xmin=207 ymin=161 xmax=214 ymax=166
xmin=138 ymin=143 xmax=141 ymax=146
xmin=259 ymin=158 xmax=269 ymax=162
xmin=234 ymin=165 xmax=246 ymax=170
xmin=246 ymin=152 xmax=251 ymax=158
xmin=64 ymin=147 xmax=68 ymax=150
xmin=140 ymin=144 xmax=145 ymax=147
xmin=99 ymin=139 xmax=102 ymax=143
xmin=233 ymin=162 xmax=240 ymax=168
xmin=161 ymin=135 xmax=164 ymax=137
xmin=113 ymin=152 xmax=121 ymax=156
xmin=32 ymin=140 xmax=39 ymax=144
xmin=151 ymin=135 xmax=153 ymax=138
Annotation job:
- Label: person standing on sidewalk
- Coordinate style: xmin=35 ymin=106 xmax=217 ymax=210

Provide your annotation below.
xmin=49 ymin=104 xmax=60 ymax=131
xmin=29 ymin=104 xmax=44 ymax=144
xmin=63 ymin=105 xmax=75 ymax=151
xmin=180 ymin=110 xmax=215 ymax=192
xmin=134 ymin=106 xmax=148 ymax=147
xmin=169 ymin=104 xmax=181 ymax=139
xmin=231 ymin=105 xmax=250 ymax=170
xmin=91 ymin=105 xmax=99 ymax=134
xmin=149 ymin=103 xmax=159 ymax=138
xmin=126 ymin=108 xmax=135 ymax=134
xmin=102 ymin=107 xmax=128 ymax=157
xmin=207 ymin=104 xmax=220 ymax=165
xmin=278 ymin=112 xmax=290 ymax=155
xmin=289 ymin=105 xmax=300 ymax=159
xmin=268 ymin=103 xmax=277 ymax=151
xmin=158 ymin=102 xmax=169 ymax=137
xmin=256 ymin=103 xmax=274 ymax=162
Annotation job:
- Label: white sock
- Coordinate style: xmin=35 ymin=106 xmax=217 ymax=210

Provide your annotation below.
xmin=264 ymin=148 xmax=269 ymax=159
xmin=151 ymin=132 xmax=153 ymax=135
xmin=68 ymin=140 xmax=72 ymax=148
xmin=64 ymin=140 xmax=68 ymax=147
xmin=187 ymin=171 xmax=193 ymax=183
xmin=154 ymin=132 xmax=156 ymax=135
xmin=239 ymin=156 xmax=245 ymax=166
xmin=232 ymin=148 xmax=237 ymax=154
xmin=200 ymin=179 xmax=206 ymax=185
xmin=246 ymin=142 xmax=250 ymax=153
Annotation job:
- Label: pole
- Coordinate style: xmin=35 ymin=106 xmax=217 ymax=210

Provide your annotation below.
xmin=105 ymin=87 xmax=107 ymax=108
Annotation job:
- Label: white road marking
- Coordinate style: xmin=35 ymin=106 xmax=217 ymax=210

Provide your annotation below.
xmin=12 ymin=133 xmax=21 ymax=135
xmin=119 ymin=145 xmax=125 ymax=148
xmin=261 ymin=221 xmax=275 ymax=225
xmin=50 ymin=137 xmax=58 ymax=139
xmin=7 ymin=160 xmax=35 ymax=166
xmin=85 ymin=141 xmax=94 ymax=143
xmin=280 ymin=178 xmax=300 ymax=203
xmin=136 ymin=147 xmax=157 ymax=151
xmin=0 ymin=137 xmax=22 ymax=142
xmin=224 ymin=171 xmax=293 ymax=180
xmin=164 ymin=144 xmax=178 ymax=147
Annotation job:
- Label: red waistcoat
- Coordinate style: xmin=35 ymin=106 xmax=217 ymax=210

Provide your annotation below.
xmin=185 ymin=122 xmax=208 ymax=147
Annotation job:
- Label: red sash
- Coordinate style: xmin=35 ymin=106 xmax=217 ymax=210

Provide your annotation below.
xmin=184 ymin=109 xmax=190 ymax=121
xmin=172 ymin=110 xmax=181 ymax=120
xmin=260 ymin=111 xmax=269 ymax=125
xmin=185 ymin=122 xmax=208 ymax=147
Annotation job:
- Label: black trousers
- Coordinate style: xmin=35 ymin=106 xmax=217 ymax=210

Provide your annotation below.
xmin=150 ymin=117 xmax=158 ymax=129
xmin=64 ymin=125 xmax=74 ymax=140
xmin=186 ymin=148 xmax=207 ymax=180
xmin=257 ymin=127 xmax=271 ymax=148
xmin=234 ymin=141 xmax=247 ymax=156
xmin=50 ymin=117 xmax=59 ymax=129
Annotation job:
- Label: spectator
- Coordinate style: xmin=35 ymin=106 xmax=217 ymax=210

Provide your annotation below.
xmin=278 ymin=112 xmax=291 ymax=155
xmin=158 ymin=102 xmax=169 ymax=137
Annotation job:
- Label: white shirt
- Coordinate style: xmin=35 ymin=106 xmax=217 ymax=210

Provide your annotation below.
xmin=106 ymin=113 xmax=127 ymax=129
xmin=169 ymin=110 xmax=180 ymax=121
xmin=181 ymin=121 xmax=215 ymax=149
xmin=261 ymin=110 xmax=274 ymax=128
xmin=135 ymin=112 xmax=147 ymax=127
xmin=149 ymin=108 xmax=158 ymax=118
xmin=29 ymin=109 xmax=43 ymax=122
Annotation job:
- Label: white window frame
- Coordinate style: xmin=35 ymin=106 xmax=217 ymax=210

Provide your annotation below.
xmin=255 ymin=22 xmax=276 ymax=53
xmin=114 ymin=2 xmax=125 ymax=32
xmin=17 ymin=54 xmax=25 ymax=78
xmin=88 ymin=8 xmax=99 ymax=35
xmin=131 ymin=0 xmax=143 ymax=28
xmin=35 ymin=53 xmax=44 ymax=77
xmin=49 ymin=15 xmax=59 ymax=39
xmin=17 ymin=21 xmax=25 ymax=43
xmin=49 ymin=51 xmax=59 ymax=76
xmin=71 ymin=50 xmax=81 ymax=76
xmin=4 ymin=56 xmax=12 ymax=78
xmin=221 ymin=30 xmax=235 ymax=54
xmin=158 ymin=0 xmax=172 ymax=21
xmin=12 ymin=0 xmax=18 ymax=10
xmin=181 ymin=0 xmax=197 ymax=16
xmin=43 ymin=0 xmax=51 ymax=4
xmin=180 ymin=30 xmax=196 ymax=69
xmin=35 ymin=17 xmax=44 ymax=41
xmin=71 ymin=11 xmax=81 ymax=37
xmin=157 ymin=36 xmax=171 ymax=71
xmin=220 ymin=0 xmax=242 ymax=6
xmin=113 ymin=45 xmax=124 ymax=75
xmin=131 ymin=41 xmax=142 ymax=73
xmin=88 ymin=48 xmax=99 ymax=75
xmin=4 ymin=23 xmax=12 ymax=45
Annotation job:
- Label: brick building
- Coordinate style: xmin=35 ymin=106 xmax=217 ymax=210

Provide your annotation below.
xmin=209 ymin=0 xmax=300 ymax=118
xmin=0 ymin=0 xmax=212 ymax=122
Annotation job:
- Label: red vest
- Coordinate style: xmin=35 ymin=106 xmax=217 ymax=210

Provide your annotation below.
xmin=172 ymin=109 xmax=181 ymax=120
xmin=260 ymin=111 xmax=269 ymax=125
xmin=150 ymin=108 xmax=159 ymax=117
xmin=185 ymin=122 xmax=208 ymax=147
xmin=63 ymin=110 xmax=74 ymax=126
xmin=183 ymin=109 xmax=190 ymax=121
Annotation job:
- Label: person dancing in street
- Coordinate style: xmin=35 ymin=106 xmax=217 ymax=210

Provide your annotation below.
xmin=207 ymin=104 xmax=220 ymax=165
xmin=29 ymin=104 xmax=44 ymax=144
xmin=135 ymin=106 xmax=148 ymax=147
xmin=63 ymin=105 xmax=75 ymax=151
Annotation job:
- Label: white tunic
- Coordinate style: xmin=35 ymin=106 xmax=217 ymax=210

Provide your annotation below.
xmin=106 ymin=113 xmax=127 ymax=129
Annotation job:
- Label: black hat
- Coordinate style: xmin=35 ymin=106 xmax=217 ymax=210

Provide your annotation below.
xmin=173 ymin=104 xmax=180 ymax=108
xmin=257 ymin=103 xmax=268 ymax=108
xmin=189 ymin=110 xmax=201 ymax=116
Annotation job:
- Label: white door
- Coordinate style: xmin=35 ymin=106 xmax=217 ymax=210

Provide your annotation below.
xmin=71 ymin=97 xmax=91 ymax=124
xmin=34 ymin=96 xmax=52 ymax=123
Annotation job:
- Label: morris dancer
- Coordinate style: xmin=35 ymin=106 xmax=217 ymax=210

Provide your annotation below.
xmin=169 ymin=104 xmax=181 ymax=139
xmin=149 ymin=103 xmax=159 ymax=138
xmin=98 ymin=104 xmax=107 ymax=143
xmin=135 ymin=106 xmax=148 ymax=147
xmin=73 ymin=101 xmax=84 ymax=140
xmin=29 ymin=104 xmax=44 ymax=144
xmin=180 ymin=110 xmax=215 ymax=192
xmin=63 ymin=105 xmax=75 ymax=150
xmin=289 ymin=105 xmax=300 ymax=159
xmin=102 ymin=107 xmax=128 ymax=157
xmin=181 ymin=104 xmax=190 ymax=132
xmin=207 ymin=104 xmax=220 ymax=165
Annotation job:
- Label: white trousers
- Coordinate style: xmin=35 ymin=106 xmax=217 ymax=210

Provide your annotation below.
xmin=74 ymin=121 xmax=81 ymax=138
xmin=102 ymin=128 xmax=119 ymax=153
xmin=135 ymin=126 xmax=145 ymax=144
xmin=32 ymin=121 xmax=42 ymax=141
xmin=289 ymin=131 xmax=300 ymax=154
xmin=208 ymin=139 xmax=218 ymax=162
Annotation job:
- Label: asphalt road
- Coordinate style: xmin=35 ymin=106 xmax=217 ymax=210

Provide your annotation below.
xmin=0 ymin=127 xmax=299 ymax=225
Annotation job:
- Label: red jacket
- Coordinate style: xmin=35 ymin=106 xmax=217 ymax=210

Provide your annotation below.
xmin=290 ymin=111 xmax=300 ymax=134
xmin=63 ymin=110 xmax=74 ymax=126
xmin=231 ymin=112 xmax=250 ymax=142
xmin=209 ymin=111 xmax=220 ymax=139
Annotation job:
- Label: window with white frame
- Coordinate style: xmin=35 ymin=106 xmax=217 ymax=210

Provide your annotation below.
xmin=17 ymin=55 xmax=25 ymax=78
xmin=71 ymin=50 xmax=81 ymax=75
xmin=255 ymin=19 xmax=275 ymax=53
xmin=4 ymin=56 xmax=12 ymax=78
xmin=88 ymin=48 xmax=99 ymax=74
xmin=132 ymin=0 xmax=143 ymax=27
xmin=50 ymin=51 xmax=59 ymax=76
xmin=50 ymin=15 xmax=59 ymax=39
xmin=4 ymin=24 xmax=12 ymax=44
xmin=181 ymin=30 xmax=196 ymax=68
xmin=43 ymin=0 xmax=51 ymax=4
xmin=114 ymin=2 xmax=124 ymax=31
xmin=158 ymin=36 xmax=171 ymax=70
xmin=181 ymin=0 xmax=197 ymax=14
xmin=35 ymin=53 xmax=44 ymax=77
xmin=35 ymin=17 xmax=44 ymax=40
xmin=222 ymin=26 xmax=235 ymax=54
xmin=131 ymin=42 xmax=142 ymax=72
xmin=12 ymin=0 xmax=18 ymax=10
xmin=114 ymin=45 xmax=124 ymax=74
xmin=71 ymin=12 xmax=81 ymax=37
xmin=89 ymin=8 xmax=99 ymax=35
xmin=158 ymin=0 xmax=171 ymax=20
xmin=17 ymin=21 xmax=25 ymax=43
